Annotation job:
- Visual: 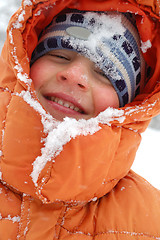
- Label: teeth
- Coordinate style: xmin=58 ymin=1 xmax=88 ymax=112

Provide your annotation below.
xmin=74 ymin=107 xmax=79 ymax=112
xmin=49 ymin=96 xmax=82 ymax=113
xmin=63 ymin=102 xmax=70 ymax=108
xmin=57 ymin=100 xmax=63 ymax=106
xmin=55 ymin=98 xmax=58 ymax=103
xmin=69 ymin=105 xmax=74 ymax=110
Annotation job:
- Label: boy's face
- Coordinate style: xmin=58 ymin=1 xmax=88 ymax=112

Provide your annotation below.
xmin=30 ymin=49 xmax=119 ymax=121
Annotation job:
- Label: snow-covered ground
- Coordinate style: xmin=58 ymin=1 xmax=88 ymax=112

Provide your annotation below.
xmin=0 ymin=0 xmax=160 ymax=190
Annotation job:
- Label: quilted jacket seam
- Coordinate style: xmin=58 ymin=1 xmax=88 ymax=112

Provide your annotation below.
xmin=60 ymin=226 xmax=160 ymax=239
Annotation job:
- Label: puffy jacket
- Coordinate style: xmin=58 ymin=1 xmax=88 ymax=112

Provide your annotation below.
xmin=0 ymin=0 xmax=160 ymax=239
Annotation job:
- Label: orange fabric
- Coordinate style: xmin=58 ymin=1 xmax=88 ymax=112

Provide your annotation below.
xmin=0 ymin=0 xmax=160 ymax=239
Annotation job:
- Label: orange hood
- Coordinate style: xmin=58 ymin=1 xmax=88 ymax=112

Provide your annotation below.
xmin=0 ymin=0 xmax=160 ymax=204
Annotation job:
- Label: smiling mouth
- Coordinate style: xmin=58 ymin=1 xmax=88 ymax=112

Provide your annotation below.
xmin=45 ymin=96 xmax=85 ymax=114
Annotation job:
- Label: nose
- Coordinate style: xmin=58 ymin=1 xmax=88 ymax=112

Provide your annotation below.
xmin=56 ymin=62 xmax=90 ymax=90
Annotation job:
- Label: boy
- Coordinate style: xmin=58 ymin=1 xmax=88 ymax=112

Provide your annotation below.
xmin=0 ymin=0 xmax=160 ymax=239
xmin=30 ymin=10 xmax=145 ymax=121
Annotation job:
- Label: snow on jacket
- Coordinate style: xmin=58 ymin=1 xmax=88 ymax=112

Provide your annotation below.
xmin=0 ymin=0 xmax=160 ymax=239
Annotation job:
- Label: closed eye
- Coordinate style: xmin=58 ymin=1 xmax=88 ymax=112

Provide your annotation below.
xmin=94 ymin=69 xmax=111 ymax=85
xmin=96 ymin=70 xmax=107 ymax=78
xmin=95 ymin=69 xmax=109 ymax=80
xmin=48 ymin=53 xmax=70 ymax=61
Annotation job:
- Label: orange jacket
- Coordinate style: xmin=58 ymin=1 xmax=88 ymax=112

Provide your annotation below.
xmin=0 ymin=0 xmax=160 ymax=239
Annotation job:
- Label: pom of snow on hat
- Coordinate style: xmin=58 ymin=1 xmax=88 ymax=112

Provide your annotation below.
xmin=31 ymin=9 xmax=146 ymax=107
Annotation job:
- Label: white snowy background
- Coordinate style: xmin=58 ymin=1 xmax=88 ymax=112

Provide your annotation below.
xmin=0 ymin=0 xmax=160 ymax=190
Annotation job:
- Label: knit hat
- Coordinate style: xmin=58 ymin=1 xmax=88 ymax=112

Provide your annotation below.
xmin=31 ymin=9 xmax=146 ymax=107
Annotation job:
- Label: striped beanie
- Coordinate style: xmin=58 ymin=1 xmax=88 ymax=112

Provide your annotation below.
xmin=31 ymin=9 xmax=146 ymax=107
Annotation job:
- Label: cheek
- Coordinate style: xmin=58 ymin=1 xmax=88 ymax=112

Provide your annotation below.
xmin=30 ymin=62 xmax=45 ymax=90
xmin=30 ymin=59 xmax=55 ymax=90
xmin=93 ymin=85 xmax=119 ymax=114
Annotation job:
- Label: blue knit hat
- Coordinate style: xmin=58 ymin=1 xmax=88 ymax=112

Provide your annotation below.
xmin=31 ymin=9 xmax=146 ymax=107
